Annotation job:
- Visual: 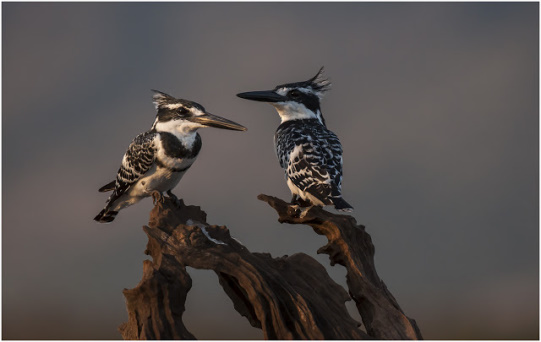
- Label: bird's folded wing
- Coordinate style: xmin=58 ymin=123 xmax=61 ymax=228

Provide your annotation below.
xmin=314 ymin=126 xmax=344 ymax=195
xmin=111 ymin=131 xmax=158 ymax=199
xmin=98 ymin=180 xmax=116 ymax=192
xmin=287 ymin=144 xmax=333 ymax=202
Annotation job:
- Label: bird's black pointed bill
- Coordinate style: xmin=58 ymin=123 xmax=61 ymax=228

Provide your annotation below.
xmin=191 ymin=113 xmax=247 ymax=131
xmin=237 ymin=91 xmax=287 ymax=103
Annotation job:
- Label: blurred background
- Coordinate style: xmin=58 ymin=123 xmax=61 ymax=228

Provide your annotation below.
xmin=2 ymin=2 xmax=538 ymax=340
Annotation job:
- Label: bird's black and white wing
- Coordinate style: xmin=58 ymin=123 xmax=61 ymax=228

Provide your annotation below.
xmin=275 ymin=122 xmax=344 ymax=205
xmin=104 ymin=131 xmax=158 ymax=206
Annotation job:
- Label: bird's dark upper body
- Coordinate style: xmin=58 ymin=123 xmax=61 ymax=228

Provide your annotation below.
xmin=275 ymin=118 xmax=344 ymax=203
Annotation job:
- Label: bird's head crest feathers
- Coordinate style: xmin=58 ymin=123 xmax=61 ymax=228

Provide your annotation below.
xmin=275 ymin=67 xmax=331 ymax=98
xmin=305 ymin=66 xmax=332 ymax=95
xmin=151 ymin=90 xmax=179 ymax=109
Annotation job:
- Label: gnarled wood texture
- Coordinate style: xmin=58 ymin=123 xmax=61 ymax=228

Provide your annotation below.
xmin=120 ymin=195 xmax=422 ymax=340
xmin=120 ymin=197 xmax=368 ymax=339
xmin=258 ymin=194 xmax=423 ymax=340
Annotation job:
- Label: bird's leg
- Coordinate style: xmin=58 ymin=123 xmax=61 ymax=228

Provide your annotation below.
xmin=288 ymin=196 xmax=314 ymax=219
xmin=289 ymin=204 xmax=313 ymax=219
xmin=290 ymin=195 xmax=311 ymax=206
xmin=297 ymin=206 xmax=312 ymax=219
xmin=166 ymin=190 xmax=182 ymax=207
xmin=290 ymin=194 xmax=300 ymax=205
xmin=151 ymin=191 xmax=165 ymax=205
xmin=296 ymin=198 xmax=312 ymax=208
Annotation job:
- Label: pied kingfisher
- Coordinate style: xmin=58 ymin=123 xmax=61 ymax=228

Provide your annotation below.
xmin=94 ymin=90 xmax=247 ymax=223
xmin=237 ymin=68 xmax=353 ymax=212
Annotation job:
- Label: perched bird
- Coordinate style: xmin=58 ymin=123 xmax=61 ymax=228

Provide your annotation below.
xmin=95 ymin=90 xmax=247 ymax=223
xmin=237 ymin=68 xmax=353 ymax=212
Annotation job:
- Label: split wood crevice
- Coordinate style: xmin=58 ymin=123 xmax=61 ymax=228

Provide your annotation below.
xmin=119 ymin=195 xmax=422 ymax=340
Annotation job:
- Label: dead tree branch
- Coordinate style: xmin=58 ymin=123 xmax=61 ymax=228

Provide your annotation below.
xmin=258 ymin=194 xmax=423 ymax=340
xmin=120 ymin=197 xmax=368 ymax=339
xmin=119 ymin=195 xmax=422 ymax=339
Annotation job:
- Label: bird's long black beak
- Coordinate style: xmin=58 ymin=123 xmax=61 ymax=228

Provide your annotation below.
xmin=190 ymin=113 xmax=247 ymax=131
xmin=237 ymin=90 xmax=287 ymax=103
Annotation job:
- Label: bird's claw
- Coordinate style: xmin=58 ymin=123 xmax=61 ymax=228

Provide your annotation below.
xmin=166 ymin=190 xmax=182 ymax=207
xmin=151 ymin=191 xmax=165 ymax=205
xmin=290 ymin=196 xmax=311 ymax=208
xmin=289 ymin=204 xmax=311 ymax=219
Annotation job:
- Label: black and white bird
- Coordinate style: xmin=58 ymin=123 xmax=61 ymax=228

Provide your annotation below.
xmin=237 ymin=68 xmax=353 ymax=212
xmin=94 ymin=90 xmax=247 ymax=223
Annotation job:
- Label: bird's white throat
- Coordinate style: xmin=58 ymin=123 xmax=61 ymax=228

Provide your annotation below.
xmin=153 ymin=119 xmax=200 ymax=147
xmin=271 ymin=102 xmax=322 ymax=124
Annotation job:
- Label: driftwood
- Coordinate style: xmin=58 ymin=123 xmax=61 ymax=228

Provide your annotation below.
xmin=119 ymin=194 xmax=422 ymax=340
xmin=258 ymin=195 xmax=423 ymax=339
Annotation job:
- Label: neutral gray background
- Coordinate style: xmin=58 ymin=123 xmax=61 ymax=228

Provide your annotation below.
xmin=3 ymin=2 xmax=538 ymax=339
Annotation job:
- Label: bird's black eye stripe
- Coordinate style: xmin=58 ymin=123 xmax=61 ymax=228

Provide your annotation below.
xmin=178 ymin=107 xmax=189 ymax=115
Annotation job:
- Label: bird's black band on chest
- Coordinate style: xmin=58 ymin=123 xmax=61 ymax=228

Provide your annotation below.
xmin=159 ymin=132 xmax=202 ymax=159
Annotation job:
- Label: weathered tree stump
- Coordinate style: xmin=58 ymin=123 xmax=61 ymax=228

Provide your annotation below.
xmin=119 ymin=195 xmax=422 ymax=340
xmin=258 ymin=194 xmax=423 ymax=340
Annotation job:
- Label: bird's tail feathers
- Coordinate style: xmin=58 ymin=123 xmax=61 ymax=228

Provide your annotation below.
xmin=94 ymin=209 xmax=119 ymax=223
xmin=331 ymin=197 xmax=354 ymax=212
xmin=98 ymin=180 xmax=116 ymax=192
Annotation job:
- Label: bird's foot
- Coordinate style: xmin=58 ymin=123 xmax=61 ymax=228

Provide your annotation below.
xmin=151 ymin=191 xmax=165 ymax=205
xmin=289 ymin=204 xmax=313 ymax=219
xmin=166 ymin=190 xmax=182 ymax=208
xmin=288 ymin=195 xmax=314 ymax=218
xmin=290 ymin=195 xmax=299 ymax=205
xmin=290 ymin=196 xmax=312 ymax=208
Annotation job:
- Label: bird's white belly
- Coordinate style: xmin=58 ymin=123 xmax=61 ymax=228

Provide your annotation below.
xmin=130 ymin=165 xmax=186 ymax=197
xmin=111 ymin=159 xmax=194 ymax=212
